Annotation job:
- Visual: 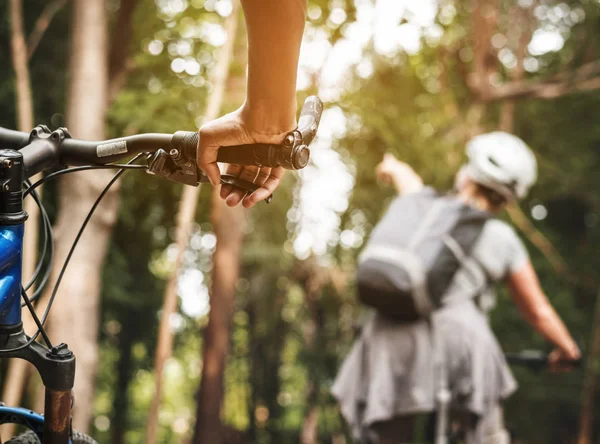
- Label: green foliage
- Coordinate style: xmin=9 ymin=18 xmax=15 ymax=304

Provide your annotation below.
xmin=2 ymin=0 xmax=600 ymax=443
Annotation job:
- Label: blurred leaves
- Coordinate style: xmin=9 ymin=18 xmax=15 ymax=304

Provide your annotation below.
xmin=1 ymin=0 xmax=600 ymax=443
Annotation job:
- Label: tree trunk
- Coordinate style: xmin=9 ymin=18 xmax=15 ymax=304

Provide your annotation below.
xmin=35 ymin=0 xmax=112 ymax=432
xmin=27 ymin=0 xmax=69 ymax=60
xmin=144 ymin=182 xmax=202 ymax=444
xmin=192 ymin=193 xmax=246 ymax=444
xmin=9 ymin=0 xmax=38 ymax=301
xmin=9 ymin=0 xmax=33 ymax=132
xmin=246 ymin=293 xmax=258 ymax=443
xmin=108 ymin=0 xmax=138 ymax=105
xmin=470 ymin=0 xmax=500 ymax=97
xmin=296 ymin=258 xmax=328 ymax=444
xmin=1 ymin=2 xmax=39 ymax=440
xmin=244 ymin=271 xmax=287 ymax=443
xmin=498 ymin=3 xmax=531 ymax=132
xmin=110 ymin=309 xmax=135 ymax=444
xmin=577 ymin=288 xmax=600 ymax=444
xmin=301 ymin=377 xmax=319 ymax=444
xmin=144 ymin=5 xmax=240 ymax=443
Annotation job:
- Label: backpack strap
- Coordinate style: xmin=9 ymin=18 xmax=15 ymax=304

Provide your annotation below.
xmin=443 ymin=219 xmax=495 ymax=312
xmin=427 ymin=204 xmax=490 ymax=307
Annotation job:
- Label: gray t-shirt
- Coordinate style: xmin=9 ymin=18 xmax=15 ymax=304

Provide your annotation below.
xmin=332 ymin=202 xmax=530 ymax=439
xmin=443 ymin=219 xmax=529 ymax=310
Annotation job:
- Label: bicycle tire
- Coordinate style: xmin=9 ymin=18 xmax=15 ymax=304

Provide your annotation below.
xmin=5 ymin=430 xmax=98 ymax=444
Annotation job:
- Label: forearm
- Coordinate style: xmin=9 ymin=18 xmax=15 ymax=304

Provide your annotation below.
xmin=390 ymin=166 xmax=423 ymax=196
xmin=241 ymin=0 xmax=306 ymax=135
xmin=509 ymin=264 xmax=578 ymax=354
xmin=529 ymin=304 xmax=578 ymax=354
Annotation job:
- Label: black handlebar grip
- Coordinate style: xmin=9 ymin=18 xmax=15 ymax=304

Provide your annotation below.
xmin=216 ymin=143 xmax=282 ymax=167
xmin=171 ymin=131 xmax=199 ymax=159
xmin=216 ymin=143 xmax=310 ymax=170
xmin=505 ymin=352 xmax=547 ymax=365
xmin=505 ymin=351 xmax=583 ymax=370
xmin=297 ymin=96 xmax=323 ymax=146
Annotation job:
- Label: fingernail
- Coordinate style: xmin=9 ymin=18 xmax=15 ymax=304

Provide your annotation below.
xmin=225 ymin=194 xmax=237 ymax=206
xmin=220 ymin=186 xmax=229 ymax=200
xmin=254 ymin=189 xmax=269 ymax=201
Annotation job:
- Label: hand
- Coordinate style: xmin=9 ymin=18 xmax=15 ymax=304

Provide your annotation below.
xmin=375 ymin=154 xmax=423 ymax=194
xmin=375 ymin=153 xmax=401 ymax=184
xmin=197 ymin=106 xmax=291 ymax=208
xmin=548 ymin=345 xmax=581 ymax=373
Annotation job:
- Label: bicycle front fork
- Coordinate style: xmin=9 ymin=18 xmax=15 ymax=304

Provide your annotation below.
xmin=44 ymin=388 xmax=73 ymax=443
xmin=0 ymin=326 xmax=75 ymax=444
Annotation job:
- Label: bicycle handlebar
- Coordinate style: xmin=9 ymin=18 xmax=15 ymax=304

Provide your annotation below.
xmin=505 ymin=350 xmax=583 ymax=371
xmin=216 ymin=96 xmax=322 ymax=169
xmin=0 ymin=96 xmax=324 ymax=193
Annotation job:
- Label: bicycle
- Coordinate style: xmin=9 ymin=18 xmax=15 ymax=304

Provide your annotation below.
xmin=0 ymin=96 xmax=323 ymax=444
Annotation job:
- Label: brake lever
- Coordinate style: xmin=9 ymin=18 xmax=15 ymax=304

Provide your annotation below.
xmin=198 ymin=172 xmax=273 ymax=204
xmin=147 ymin=148 xmax=201 ymax=187
xmin=147 ymin=150 xmax=273 ymax=203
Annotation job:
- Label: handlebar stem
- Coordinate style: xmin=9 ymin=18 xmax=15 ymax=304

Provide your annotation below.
xmin=19 ymin=126 xmax=66 ymax=179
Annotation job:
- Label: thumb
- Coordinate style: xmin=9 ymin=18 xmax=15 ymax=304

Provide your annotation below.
xmin=204 ymin=163 xmax=221 ymax=187
xmin=196 ymin=138 xmax=221 ymax=187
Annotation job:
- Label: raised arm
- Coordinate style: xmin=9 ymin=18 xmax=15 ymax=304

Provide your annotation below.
xmin=375 ymin=154 xmax=423 ymax=196
xmin=507 ymin=262 xmax=580 ymax=368
xmin=197 ymin=0 xmax=307 ymax=208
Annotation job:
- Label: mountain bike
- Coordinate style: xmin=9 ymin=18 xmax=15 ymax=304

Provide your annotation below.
xmin=0 ymin=96 xmax=323 ymax=443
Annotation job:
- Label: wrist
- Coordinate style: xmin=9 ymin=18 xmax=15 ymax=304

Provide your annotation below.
xmin=565 ymin=341 xmax=580 ymax=356
xmin=558 ymin=340 xmax=580 ymax=359
xmin=241 ymin=99 xmax=297 ymax=137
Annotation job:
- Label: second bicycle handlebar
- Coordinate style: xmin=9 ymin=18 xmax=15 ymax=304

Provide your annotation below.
xmin=505 ymin=350 xmax=583 ymax=371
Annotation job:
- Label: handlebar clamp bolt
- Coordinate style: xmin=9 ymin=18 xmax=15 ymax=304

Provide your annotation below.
xmin=3 ymin=159 xmax=13 ymax=168
xmin=284 ymin=134 xmax=295 ymax=146
xmin=169 ymin=149 xmax=179 ymax=157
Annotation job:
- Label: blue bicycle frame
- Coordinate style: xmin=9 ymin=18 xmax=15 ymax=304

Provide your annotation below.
xmin=0 ymin=133 xmax=76 ymax=444
xmin=0 ymin=406 xmax=44 ymax=440
xmin=0 ymin=224 xmax=24 ymax=327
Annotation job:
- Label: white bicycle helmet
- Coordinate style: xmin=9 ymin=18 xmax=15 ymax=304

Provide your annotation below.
xmin=462 ymin=131 xmax=537 ymax=200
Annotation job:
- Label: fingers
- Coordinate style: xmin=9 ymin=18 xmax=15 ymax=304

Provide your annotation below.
xmin=197 ymin=112 xmax=253 ymax=187
xmin=197 ymin=125 xmax=222 ymax=187
xmin=219 ymin=164 xmax=283 ymax=208
xmin=197 ymin=108 xmax=290 ymax=207
xmin=220 ymin=164 xmax=242 ymax=199
xmin=224 ymin=165 xmax=261 ymax=207
xmin=548 ymin=352 xmax=565 ymax=373
xmin=548 ymin=349 xmax=579 ymax=373
xmin=243 ymin=167 xmax=285 ymax=208
xmin=198 ymin=145 xmax=221 ymax=186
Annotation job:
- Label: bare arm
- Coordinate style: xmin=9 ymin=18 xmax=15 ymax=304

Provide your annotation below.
xmin=375 ymin=154 xmax=424 ymax=195
xmin=507 ymin=262 xmax=580 ymax=362
xmin=198 ymin=0 xmax=307 ymax=207
xmin=241 ymin=0 xmax=306 ymax=134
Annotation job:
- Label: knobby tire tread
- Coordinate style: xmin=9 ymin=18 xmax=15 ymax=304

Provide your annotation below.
xmin=5 ymin=430 xmax=98 ymax=444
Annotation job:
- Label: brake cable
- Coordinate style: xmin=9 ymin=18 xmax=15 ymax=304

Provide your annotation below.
xmin=0 ymin=155 xmax=147 ymax=355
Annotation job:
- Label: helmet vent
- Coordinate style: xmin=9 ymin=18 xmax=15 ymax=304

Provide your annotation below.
xmin=487 ymin=156 xmax=500 ymax=167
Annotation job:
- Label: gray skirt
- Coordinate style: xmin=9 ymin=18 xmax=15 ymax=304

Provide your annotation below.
xmin=331 ymin=301 xmax=517 ymax=440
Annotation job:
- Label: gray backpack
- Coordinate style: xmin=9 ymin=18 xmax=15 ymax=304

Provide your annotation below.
xmin=357 ymin=188 xmax=490 ymax=321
